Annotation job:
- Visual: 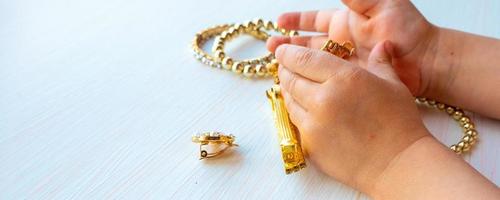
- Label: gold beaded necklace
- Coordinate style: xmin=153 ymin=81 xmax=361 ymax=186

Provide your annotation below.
xmin=191 ymin=19 xmax=478 ymax=174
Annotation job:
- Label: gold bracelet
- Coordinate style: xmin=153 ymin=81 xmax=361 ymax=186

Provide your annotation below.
xmin=192 ymin=24 xmax=267 ymax=68
xmin=213 ymin=19 xmax=299 ymax=77
xmin=192 ymin=24 xmax=232 ymax=68
xmin=416 ymin=98 xmax=478 ymax=154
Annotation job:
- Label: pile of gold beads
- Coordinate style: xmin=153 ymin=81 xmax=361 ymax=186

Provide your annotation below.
xmin=191 ymin=19 xmax=478 ymax=155
xmin=416 ymin=98 xmax=478 ymax=154
xmin=192 ymin=19 xmax=297 ymax=78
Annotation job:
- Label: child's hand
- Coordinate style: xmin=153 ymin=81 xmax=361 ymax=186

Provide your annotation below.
xmin=268 ymin=0 xmax=438 ymax=96
xmin=275 ymin=41 xmax=431 ymax=193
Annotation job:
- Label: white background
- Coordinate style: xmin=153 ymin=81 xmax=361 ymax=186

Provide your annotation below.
xmin=1 ymin=0 xmax=499 ymax=199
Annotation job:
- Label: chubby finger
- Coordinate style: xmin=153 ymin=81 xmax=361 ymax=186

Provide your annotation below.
xmin=278 ymin=67 xmax=320 ymax=109
xmin=366 ymin=40 xmax=399 ymax=82
xmin=275 ymin=44 xmax=350 ymax=82
xmin=267 ymin=35 xmax=328 ymax=53
xmin=277 ymin=9 xmax=337 ymax=32
xmin=281 ymin=89 xmax=308 ymax=127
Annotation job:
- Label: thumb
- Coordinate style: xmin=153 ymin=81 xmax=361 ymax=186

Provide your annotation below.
xmin=366 ymin=40 xmax=399 ymax=82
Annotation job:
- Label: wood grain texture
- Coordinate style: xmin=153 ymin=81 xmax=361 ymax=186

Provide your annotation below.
xmin=1 ymin=0 xmax=499 ymax=199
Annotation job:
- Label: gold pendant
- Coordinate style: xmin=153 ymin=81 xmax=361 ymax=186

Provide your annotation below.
xmin=266 ymin=84 xmax=306 ymax=174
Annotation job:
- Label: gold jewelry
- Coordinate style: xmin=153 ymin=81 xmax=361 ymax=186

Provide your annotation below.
xmin=213 ymin=19 xmax=299 ymax=77
xmin=192 ymin=24 xmax=269 ymax=68
xmin=416 ymin=98 xmax=478 ymax=154
xmin=321 ymin=40 xmax=355 ymax=58
xmin=192 ymin=132 xmax=238 ymax=159
xmin=192 ymin=24 xmax=233 ymax=68
xmin=267 ymin=82 xmax=307 ymax=174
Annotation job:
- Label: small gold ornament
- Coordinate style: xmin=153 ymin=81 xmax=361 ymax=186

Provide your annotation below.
xmin=267 ymin=83 xmax=307 ymax=174
xmin=192 ymin=132 xmax=238 ymax=159
xmin=320 ymin=40 xmax=355 ymax=57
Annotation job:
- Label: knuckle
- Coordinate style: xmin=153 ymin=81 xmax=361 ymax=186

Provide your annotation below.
xmin=288 ymin=73 xmax=298 ymax=93
xmin=342 ymin=67 xmax=365 ymax=83
xmin=275 ymin=44 xmax=288 ymax=59
xmin=313 ymin=90 xmax=333 ymax=109
xmin=295 ymin=48 xmax=315 ymax=67
xmin=359 ymin=19 xmax=374 ymax=35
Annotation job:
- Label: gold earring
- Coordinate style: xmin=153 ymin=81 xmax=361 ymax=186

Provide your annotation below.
xmin=192 ymin=132 xmax=238 ymax=159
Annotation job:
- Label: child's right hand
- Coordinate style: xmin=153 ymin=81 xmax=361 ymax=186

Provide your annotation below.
xmin=267 ymin=0 xmax=439 ymax=96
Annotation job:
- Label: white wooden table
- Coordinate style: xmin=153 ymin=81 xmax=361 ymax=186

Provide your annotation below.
xmin=1 ymin=0 xmax=499 ymax=199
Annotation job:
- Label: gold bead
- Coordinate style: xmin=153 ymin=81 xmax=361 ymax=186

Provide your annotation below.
xmin=462 ymin=145 xmax=471 ymax=152
xmin=214 ymin=50 xmax=225 ymax=62
xmin=222 ymin=57 xmax=234 ymax=70
xmin=231 ymin=62 xmax=244 ymax=74
xmin=255 ymin=64 xmax=267 ymax=77
xmin=445 ymin=106 xmax=455 ymax=115
xmin=452 ymin=110 xmax=464 ymax=120
xmin=465 ymin=129 xmax=477 ymax=137
xmin=469 ymin=137 xmax=477 ymax=145
xmin=215 ymin=40 xmax=225 ymax=50
xmin=436 ymin=103 xmax=445 ymax=110
xmin=416 ymin=97 xmax=426 ymax=103
xmin=266 ymin=60 xmax=279 ymax=76
xmin=428 ymin=100 xmax=436 ymax=106
xmin=243 ymin=64 xmax=256 ymax=77
xmin=228 ymin=27 xmax=237 ymax=34
xmin=459 ymin=116 xmax=470 ymax=125
xmin=226 ymin=31 xmax=234 ymax=40
xmin=220 ymin=32 xmax=229 ymax=41
xmin=463 ymin=142 xmax=470 ymax=149
xmin=463 ymin=135 xmax=473 ymax=143
xmin=279 ymin=28 xmax=289 ymax=35
xmin=264 ymin=20 xmax=275 ymax=30
xmin=457 ymin=141 xmax=465 ymax=148
xmin=263 ymin=54 xmax=274 ymax=62
xmin=253 ymin=18 xmax=264 ymax=27
xmin=249 ymin=59 xmax=260 ymax=64
xmin=450 ymin=145 xmax=459 ymax=153
xmin=244 ymin=21 xmax=256 ymax=31
xmin=463 ymin=122 xmax=475 ymax=130
xmin=289 ymin=30 xmax=299 ymax=36
xmin=213 ymin=45 xmax=224 ymax=52
xmin=235 ymin=23 xmax=245 ymax=33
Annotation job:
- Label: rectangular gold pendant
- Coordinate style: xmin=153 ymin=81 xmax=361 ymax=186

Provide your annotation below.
xmin=266 ymin=84 xmax=306 ymax=174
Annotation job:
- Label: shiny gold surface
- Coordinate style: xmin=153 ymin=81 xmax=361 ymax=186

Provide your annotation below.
xmin=192 ymin=132 xmax=238 ymax=160
xmin=266 ymin=85 xmax=306 ymax=174
xmin=416 ymin=98 xmax=478 ymax=154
